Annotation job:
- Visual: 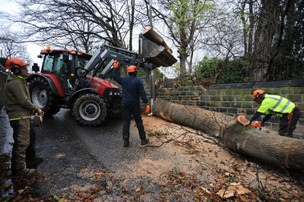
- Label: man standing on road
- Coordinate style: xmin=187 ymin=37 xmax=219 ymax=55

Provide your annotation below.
xmin=250 ymin=89 xmax=301 ymax=138
xmin=4 ymin=58 xmax=43 ymax=176
xmin=112 ymin=60 xmax=150 ymax=147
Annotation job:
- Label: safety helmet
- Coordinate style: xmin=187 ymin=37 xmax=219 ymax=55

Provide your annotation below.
xmin=253 ymin=89 xmax=265 ymax=99
xmin=127 ymin=65 xmax=138 ymax=73
xmin=5 ymin=58 xmax=28 ymax=70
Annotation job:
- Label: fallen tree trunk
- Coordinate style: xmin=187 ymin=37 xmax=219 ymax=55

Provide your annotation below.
xmin=152 ymin=99 xmax=304 ymax=170
xmin=151 ymin=98 xmax=237 ymax=137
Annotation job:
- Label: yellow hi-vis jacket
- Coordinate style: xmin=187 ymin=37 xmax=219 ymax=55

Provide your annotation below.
xmin=257 ymin=94 xmax=295 ymax=117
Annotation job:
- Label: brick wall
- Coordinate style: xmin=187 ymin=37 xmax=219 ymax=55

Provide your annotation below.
xmin=153 ymin=79 xmax=304 ymax=139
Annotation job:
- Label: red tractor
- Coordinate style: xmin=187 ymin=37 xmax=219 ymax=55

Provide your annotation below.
xmin=27 ymin=27 xmax=176 ymax=126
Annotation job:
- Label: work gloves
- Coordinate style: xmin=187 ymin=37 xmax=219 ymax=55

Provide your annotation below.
xmin=114 ymin=60 xmax=119 ymax=68
xmin=145 ymin=104 xmax=151 ymax=114
xmin=31 ymin=108 xmax=43 ymax=127
xmin=32 ymin=108 xmax=43 ymax=116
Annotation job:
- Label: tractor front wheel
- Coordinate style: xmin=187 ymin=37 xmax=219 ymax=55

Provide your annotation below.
xmin=73 ymin=93 xmax=107 ymax=126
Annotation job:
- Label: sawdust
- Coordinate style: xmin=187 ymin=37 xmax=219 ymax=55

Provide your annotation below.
xmin=132 ymin=158 xmax=171 ymax=180
xmin=136 ymin=115 xmax=304 ymax=199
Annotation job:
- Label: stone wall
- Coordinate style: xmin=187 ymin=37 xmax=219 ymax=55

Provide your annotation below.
xmin=154 ymin=79 xmax=304 ymax=139
xmin=1 ymin=70 xmax=302 ymax=138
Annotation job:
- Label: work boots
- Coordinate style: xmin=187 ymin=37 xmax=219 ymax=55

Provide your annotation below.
xmin=12 ymin=168 xmax=36 ymax=176
xmin=141 ymin=138 xmax=149 ymax=145
xmin=124 ymin=139 xmax=130 ymax=147
xmin=124 ymin=138 xmax=149 ymax=147
xmin=26 ymin=157 xmax=43 ymax=169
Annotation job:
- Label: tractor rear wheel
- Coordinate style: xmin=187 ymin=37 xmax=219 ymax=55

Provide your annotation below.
xmin=73 ymin=93 xmax=107 ymax=126
xmin=29 ymin=77 xmax=60 ymax=116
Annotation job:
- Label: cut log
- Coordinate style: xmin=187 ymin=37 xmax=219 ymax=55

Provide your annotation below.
xmin=152 ymin=99 xmax=304 ymax=170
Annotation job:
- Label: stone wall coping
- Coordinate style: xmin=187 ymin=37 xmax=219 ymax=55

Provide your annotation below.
xmin=209 ymin=78 xmax=304 ymax=89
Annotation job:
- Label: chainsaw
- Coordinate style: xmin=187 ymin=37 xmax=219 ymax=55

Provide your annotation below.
xmin=237 ymin=115 xmax=262 ymax=130
xmin=251 ymin=121 xmax=262 ymax=130
xmin=30 ymin=111 xmax=43 ymax=127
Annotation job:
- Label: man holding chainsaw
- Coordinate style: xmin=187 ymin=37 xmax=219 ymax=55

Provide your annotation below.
xmin=250 ymin=89 xmax=301 ymax=138
xmin=112 ymin=60 xmax=150 ymax=147
xmin=4 ymin=58 xmax=43 ymax=176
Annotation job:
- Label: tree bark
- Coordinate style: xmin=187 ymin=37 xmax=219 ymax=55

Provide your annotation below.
xmin=152 ymin=98 xmax=236 ymax=137
xmin=250 ymin=0 xmax=280 ymax=81
xmin=152 ymin=99 xmax=304 ymax=170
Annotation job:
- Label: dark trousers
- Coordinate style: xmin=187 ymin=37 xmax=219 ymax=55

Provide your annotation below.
xmin=279 ymin=107 xmax=301 ymax=138
xmin=10 ymin=119 xmax=37 ymax=171
xmin=122 ymin=103 xmax=146 ymax=140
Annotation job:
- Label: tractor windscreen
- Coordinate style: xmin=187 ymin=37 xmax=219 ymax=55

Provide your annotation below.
xmin=41 ymin=54 xmax=66 ymax=74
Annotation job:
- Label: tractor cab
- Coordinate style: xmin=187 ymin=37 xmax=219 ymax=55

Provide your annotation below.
xmin=32 ymin=47 xmax=92 ymax=95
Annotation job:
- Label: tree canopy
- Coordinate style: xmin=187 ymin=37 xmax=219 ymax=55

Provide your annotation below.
xmin=1 ymin=0 xmax=303 ymax=83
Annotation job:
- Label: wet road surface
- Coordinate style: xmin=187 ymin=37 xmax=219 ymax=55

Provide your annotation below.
xmin=2 ymin=108 xmax=304 ymax=201
xmin=0 ymin=108 xmax=175 ymax=200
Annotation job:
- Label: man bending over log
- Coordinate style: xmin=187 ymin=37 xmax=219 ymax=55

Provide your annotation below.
xmin=250 ymin=89 xmax=301 ymax=138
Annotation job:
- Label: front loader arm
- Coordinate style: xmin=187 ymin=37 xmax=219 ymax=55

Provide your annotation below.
xmin=83 ymin=44 xmax=149 ymax=79
xmin=83 ymin=27 xmax=177 ymax=80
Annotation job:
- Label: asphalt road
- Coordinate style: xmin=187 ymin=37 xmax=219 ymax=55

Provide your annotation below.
xmin=0 ymin=108 xmax=174 ymax=201
xmin=2 ymin=108 xmax=304 ymax=201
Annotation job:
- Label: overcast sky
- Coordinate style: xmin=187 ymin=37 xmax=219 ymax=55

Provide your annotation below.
xmin=0 ymin=0 xmax=43 ymax=65
xmin=0 ymin=0 xmax=178 ymax=77
xmin=0 ymin=0 xmax=18 ymax=14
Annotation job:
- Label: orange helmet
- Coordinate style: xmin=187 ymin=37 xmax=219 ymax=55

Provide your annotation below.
xmin=253 ymin=89 xmax=265 ymax=99
xmin=5 ymin=58 xmax=28 ymax=70
xmin=127 ymin=65 xmax=138 ymax=73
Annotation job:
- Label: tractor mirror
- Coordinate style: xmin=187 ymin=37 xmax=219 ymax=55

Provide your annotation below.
xmin=139 ymin=27 xmax=177 ymax=69
xmin=32 ymin=63 xmax=40 ymax=73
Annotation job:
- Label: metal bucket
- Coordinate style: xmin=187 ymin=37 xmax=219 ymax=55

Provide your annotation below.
xmin=139 ymin=27 xmax=177 ymax=68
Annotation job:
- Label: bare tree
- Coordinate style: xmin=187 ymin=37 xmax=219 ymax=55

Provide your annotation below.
xmin=250 ymin=0 xmax=280 ymax=81
xmin=148 ymin=0 xmax=215 ymax=83
xmin=196 ymin=1 xmax=245 ymax=83
xmin=13 ymin=0 xmax=141 ymax=53
xmin=234 ymin=0 xmax=260 ymax=56
xmin=0 ymin=31 xmax=31 ymax=62
xmin=250 ymin=0 xmax=299 ymax=81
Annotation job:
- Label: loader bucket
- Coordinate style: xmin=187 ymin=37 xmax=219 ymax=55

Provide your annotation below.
xmin=139 ymin=27 xmax=177 ymax=68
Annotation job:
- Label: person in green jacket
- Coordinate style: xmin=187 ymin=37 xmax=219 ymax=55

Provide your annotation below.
xmin=4 ymin=58 xmax=43 ymax=176
xmin=250 ymin=89 xmax=301 ymax=138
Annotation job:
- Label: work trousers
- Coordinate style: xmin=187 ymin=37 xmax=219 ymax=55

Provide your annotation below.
xmin=10 ymin=119 xmax=37 ymax=172
xmin=122 ymin=103 xmax=146 ymax=140
xmin=279 ymin=107 xmax=301 ymax=138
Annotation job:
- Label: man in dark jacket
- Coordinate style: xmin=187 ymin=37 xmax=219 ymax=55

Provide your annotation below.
xmin=4 ymin=58 xmax=43 ymax=176
xmin=112 ymin=61 xmax=149 ymax=147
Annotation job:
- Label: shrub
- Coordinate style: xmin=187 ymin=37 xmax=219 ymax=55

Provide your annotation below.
xmin=198 ymin=57 xmax=250 ymax=83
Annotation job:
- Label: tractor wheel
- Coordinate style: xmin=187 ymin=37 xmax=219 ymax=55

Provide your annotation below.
xmin=29 ymin=77 xmax=60 ymax=116
xmin=72 ymin=93 xmax=107 ymax=126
